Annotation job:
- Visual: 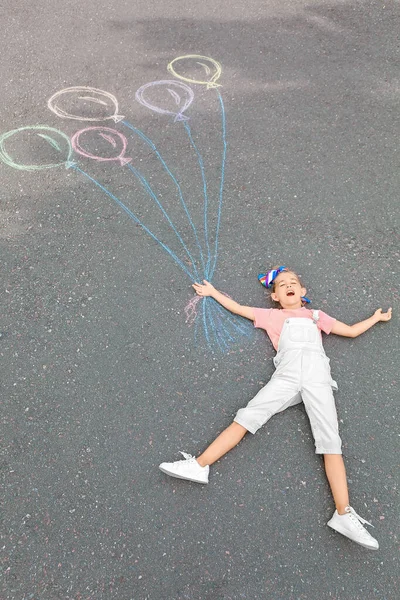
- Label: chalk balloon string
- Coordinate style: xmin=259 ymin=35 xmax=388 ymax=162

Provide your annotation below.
xmin=120 ymin=119 xmax=206 ymax=277
xmin=71 ymin=165 xmax=196 ymax=281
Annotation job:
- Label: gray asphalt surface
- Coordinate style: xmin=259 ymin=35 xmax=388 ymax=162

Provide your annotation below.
xmin=1 ymin=1 xmax=399 ymax=599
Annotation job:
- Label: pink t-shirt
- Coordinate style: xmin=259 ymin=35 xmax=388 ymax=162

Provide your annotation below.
xmin=253 ymin=307 xmax=336 ymax=350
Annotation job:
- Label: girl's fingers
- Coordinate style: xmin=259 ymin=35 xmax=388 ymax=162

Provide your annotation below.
xmin=375 ymin=307 xmax=392 ymax=321
xmin=192 ymin=283 xmax=204 ymax=296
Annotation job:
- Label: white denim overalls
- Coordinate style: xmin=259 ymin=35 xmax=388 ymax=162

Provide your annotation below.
xmin=234 ymin=312 xmax=342 ymax=454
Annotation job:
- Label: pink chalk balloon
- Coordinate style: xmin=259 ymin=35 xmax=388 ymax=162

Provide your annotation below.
xmin=71 ymin=127 xmax=131 ymax=165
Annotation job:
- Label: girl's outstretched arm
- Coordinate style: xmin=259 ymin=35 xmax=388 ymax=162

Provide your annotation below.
xmin=331 ymin=308 xmax=392 ymax=338
xmin=192 ymin=280 xmax=255 ymax=321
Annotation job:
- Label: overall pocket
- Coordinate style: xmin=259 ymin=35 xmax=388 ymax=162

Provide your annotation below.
xmin=288 ymin=323 xmax=317 ymax=343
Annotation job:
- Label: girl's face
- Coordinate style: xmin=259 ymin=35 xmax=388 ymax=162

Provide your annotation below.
xmin=271 ymin=271 xmax=307 ymax=309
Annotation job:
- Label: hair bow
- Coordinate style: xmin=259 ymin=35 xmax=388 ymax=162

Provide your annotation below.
xmin=258 ymin=266 xmax=287 ymax=289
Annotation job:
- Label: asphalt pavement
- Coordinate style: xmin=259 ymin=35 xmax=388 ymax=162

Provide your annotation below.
xmin=1 ymin=1 xmax=399 ymax=599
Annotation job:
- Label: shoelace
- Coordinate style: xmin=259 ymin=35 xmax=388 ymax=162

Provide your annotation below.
xmin=345 ymin=506 xmax=374 ymax=529
xmin=179 ymin=451 xmax=195 ymax=461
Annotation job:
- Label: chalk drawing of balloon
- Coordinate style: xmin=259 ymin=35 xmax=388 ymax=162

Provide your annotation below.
xmin=0 ymin=126 xmax=74 ymax=171
xmin=167 ymin=55 xmax=222 ymax=88
xmin=48 ymin=87 xmax=124 ymax=123
xmin=71 ymin=127 xmax=131 ymax=165
xmin=135 ymin=80 xmax=194 ymax=122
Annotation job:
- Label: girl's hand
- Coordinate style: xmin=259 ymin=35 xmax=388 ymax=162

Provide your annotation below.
xmin=192 ymin=280 xmax=215 ymax=297
xmin=375 ymin=307 xmax=392 ymax=322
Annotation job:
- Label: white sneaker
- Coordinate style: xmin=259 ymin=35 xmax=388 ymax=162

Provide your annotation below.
xmin=328 ymin=506 xmax=379 ymax=550
xmin=159 ymin=452 xmax=209 ymax=484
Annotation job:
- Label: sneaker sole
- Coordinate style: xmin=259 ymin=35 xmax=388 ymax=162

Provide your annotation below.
xmin=327 ymin=521 xmax=379 ymax=550
xmin=159 ymin=465 xmax=208 ymax=484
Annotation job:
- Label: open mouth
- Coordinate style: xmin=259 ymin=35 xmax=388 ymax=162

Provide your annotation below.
xmin=286 ymin=291 xmax=295 ymax=296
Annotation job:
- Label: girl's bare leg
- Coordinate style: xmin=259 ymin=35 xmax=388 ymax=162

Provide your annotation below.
xmin=323 ymin=454 xmax=350 ymax=514
xmin=196 ymin=422 xmax=247 ymax=467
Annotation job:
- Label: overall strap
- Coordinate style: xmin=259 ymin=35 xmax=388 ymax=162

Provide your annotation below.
xmin=312 ymin=310 xmax=320 ymax=323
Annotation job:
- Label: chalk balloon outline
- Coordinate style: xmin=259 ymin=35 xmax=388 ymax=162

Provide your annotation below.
xmin=47 ymin=86 xmax=124 ymax=123
xmin=0 ymin=125 xmax=74 ymax=171
xmin=71 ymin=127 xmax=132 ymax=165
xmin=135 ymin=80 xmax=194 ymax=122
xmin=167 ymin=55 xmax=222 ymax=88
